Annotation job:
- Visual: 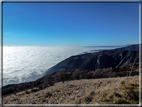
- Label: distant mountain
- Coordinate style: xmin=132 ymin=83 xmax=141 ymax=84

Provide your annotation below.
xmin=45 ymin=50 xmax=139 ymax=75
xmin=88 ymin=44 xmax=141 ymax=53
xmin=111 ymin=44 xmax=140 ymax=51
xmin=85 ymin=45 xmax=127 ymax=48
xmin=44 ymin=44 xmax=140 ymax=75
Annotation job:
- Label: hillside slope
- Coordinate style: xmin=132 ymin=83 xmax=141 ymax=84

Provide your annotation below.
xmin=2 ymin=63 xmax=139 ymax=96
xmin=3 ymin=76 xmax=139 ymax=104
xmin=45 ymin=50 xmax=139 ymax=74
xmin=2 ymin=44 xmax=140 ymax=102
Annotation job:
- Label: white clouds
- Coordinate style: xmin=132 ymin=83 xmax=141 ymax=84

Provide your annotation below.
xmin=3 ymin=46 xmax=97 ymax=86
xmin=3 ymin=46 xmax=118 ymax=86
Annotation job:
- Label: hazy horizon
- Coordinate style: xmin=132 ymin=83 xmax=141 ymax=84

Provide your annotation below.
xmin=3 ymin=43 xmax=138 ymax=47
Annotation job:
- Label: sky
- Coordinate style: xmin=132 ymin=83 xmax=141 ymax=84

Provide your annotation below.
xmin=3 ymin=3 xmax=139 ymax=46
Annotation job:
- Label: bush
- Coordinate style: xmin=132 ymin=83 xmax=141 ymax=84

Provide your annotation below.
xmin=84 ymin=96 xmax=93 ymax=103
xmin=115 ymin=99 xmax=130 ymax=104
xmin=31 ymin=88 xmax=38 ymax=92
xmin=25 ymin=90 xmax=30 ymax=94
xmin=121 ymin=81 xmax=125 ymax=85
xmin=45 ymin=92 xmax=52 ymax=98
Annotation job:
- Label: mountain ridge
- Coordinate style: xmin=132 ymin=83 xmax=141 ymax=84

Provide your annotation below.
xmin=45 ymin=50 xmax=139 ymax=75
xmin=2 ymin=44 xmax=140 ymax=96
xmin=44 ymin=44 xmax=140 ymax=75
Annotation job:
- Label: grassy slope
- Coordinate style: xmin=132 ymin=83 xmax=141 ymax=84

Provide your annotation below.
xmin=3 ymin=75 xmax=139 ymax=104
xmin=2 ymin=63 xmax=139 ymax=97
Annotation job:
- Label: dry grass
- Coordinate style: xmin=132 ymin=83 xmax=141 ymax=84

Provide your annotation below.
xmin=135 ymin=69 xmax=140 ymax=72
xmin=3 ymin=76 xmax=139 ymax=104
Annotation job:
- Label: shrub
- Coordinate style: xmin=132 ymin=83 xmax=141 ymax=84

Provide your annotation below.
xmin=25 ymin=90 xmax=30 ymax=94
xmin=45 ymin=92 xmax=52 ymax=98
xmin=31 ymin=88 xmax=38 ymax=92
xmin=89 ymin=91 xmax=95 ymax=96
xmin=121 ymin=81 xmax=125 ymax=85
xmin=84 ymin=96 xmax=93 ymax=103
xmin=115 ymin=99 xmax=130 ymax=104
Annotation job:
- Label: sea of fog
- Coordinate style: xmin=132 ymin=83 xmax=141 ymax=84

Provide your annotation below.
xmin=3 ymin=46 xmax=120 ymax=86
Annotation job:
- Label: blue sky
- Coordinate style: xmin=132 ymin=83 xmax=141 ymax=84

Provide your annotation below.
xmin=3 ymin=3 xmax=139 ymax=46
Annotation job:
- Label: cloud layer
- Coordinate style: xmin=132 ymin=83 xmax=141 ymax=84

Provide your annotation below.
xmin=3 ymin=46 xmax=118 ymax=86
xmin=3 ymin=46 xmax=101 ymax=86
